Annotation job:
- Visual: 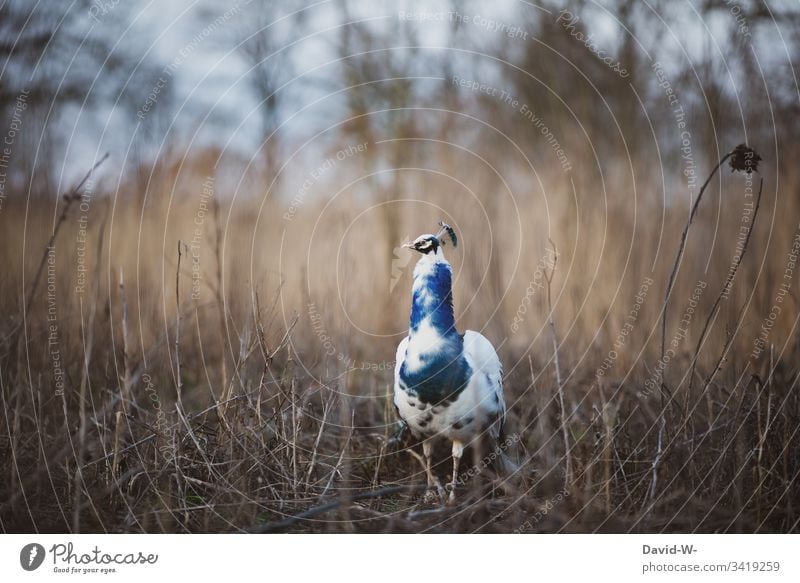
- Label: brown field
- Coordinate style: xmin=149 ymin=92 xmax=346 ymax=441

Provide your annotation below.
xmin=1 ymin=0 xmax=799 ymax=533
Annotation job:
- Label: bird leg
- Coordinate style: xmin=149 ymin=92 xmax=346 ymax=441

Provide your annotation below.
xmin=447 ymin=440 xmax=464 ymax=505
xmin=422 ymin=440 xmax=444 ymax=504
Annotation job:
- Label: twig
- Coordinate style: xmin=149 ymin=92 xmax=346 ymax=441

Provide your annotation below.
xmin=72 ymin=208 xmax=106 ymax=532
xmin=248 ymin=484 xmax=425 ymax=533
xmin=756 ymin=346 xmax=774 ymax=522
xmin=113 ymin=266 xmax=133 ymax=479
xmin=291 ymin=376 xmax=298 ymax=494
xmin=304 ymin=395 xmax=332 ymax=491
xmin=688 ymin=178 xmax=764 ymax=394
xmin=211 ymin=196 xmax=229 ymax=407
xmin=175 ymin=241 xmax=185 ymax=409
xmin=659 ymin=152 xmax=732 ymax=400
xmin=22 ymin=153 xmax=109 ymax=323
xmin=543 ymin=238 xmax=570 ymax=488
xmin=320 ymin=412 xmax=354 ymax=498
xmin=644 ymin=415 xmax=666 ymax=507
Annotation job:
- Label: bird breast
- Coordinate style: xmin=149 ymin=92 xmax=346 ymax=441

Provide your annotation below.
xmin=395 ymin=352 xmax=502 ymax=442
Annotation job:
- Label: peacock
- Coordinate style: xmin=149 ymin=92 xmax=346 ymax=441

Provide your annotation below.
xmin=394 ymin=222 xmax=513 ymax=503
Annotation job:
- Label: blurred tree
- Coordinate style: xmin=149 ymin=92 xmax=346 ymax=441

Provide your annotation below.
xmin=233 ymin=3 xmax=304 ymax=190
xmin=335 ymin=0 xmax=430 ymax=335
xmin=0 ymin=0 xmax=160 ymax=194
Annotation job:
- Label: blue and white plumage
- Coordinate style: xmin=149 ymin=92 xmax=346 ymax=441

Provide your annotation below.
xmin=393 ymin=222 xmax=511 ymax=503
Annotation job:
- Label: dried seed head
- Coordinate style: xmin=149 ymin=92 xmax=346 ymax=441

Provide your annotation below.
xmin=729 ymin=144 xmax=761 ymax=174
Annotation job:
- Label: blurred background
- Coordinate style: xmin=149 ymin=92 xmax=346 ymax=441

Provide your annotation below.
xmin=2 ymin=0 xmax=799 ymax=533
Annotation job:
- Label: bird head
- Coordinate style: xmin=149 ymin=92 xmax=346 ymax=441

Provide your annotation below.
xmin=403 ymin=221 xmax=458 ymax=255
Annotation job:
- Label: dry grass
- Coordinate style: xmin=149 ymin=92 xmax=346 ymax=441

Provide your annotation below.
xmin=1 ymin=137 xmax=798 ymax=534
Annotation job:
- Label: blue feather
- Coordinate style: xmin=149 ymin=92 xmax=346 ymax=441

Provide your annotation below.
xmin=409 ymin=262 xmax=457 ymax=335
xmin=401 ymin=261 xmax=471 ymax=403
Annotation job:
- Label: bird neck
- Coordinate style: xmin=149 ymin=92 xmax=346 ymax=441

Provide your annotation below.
xmin=401 ymin=252 xmax=470 ymax=404
xmin=408 ymin=253 xmax=458 ymax=339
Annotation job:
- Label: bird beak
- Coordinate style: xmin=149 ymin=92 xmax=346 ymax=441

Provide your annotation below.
xmin=401 ymin=242 xmax=413 ymax=249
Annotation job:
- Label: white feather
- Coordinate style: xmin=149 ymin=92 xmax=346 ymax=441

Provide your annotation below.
xmin=393 ymin=329 xmax=505 ymax=445
xmin=404 ymin=319 xmax=442 ymax=371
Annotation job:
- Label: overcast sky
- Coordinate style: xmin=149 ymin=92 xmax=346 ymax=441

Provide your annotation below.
xmin=50 ymin=0 xmax=798 ymax=191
